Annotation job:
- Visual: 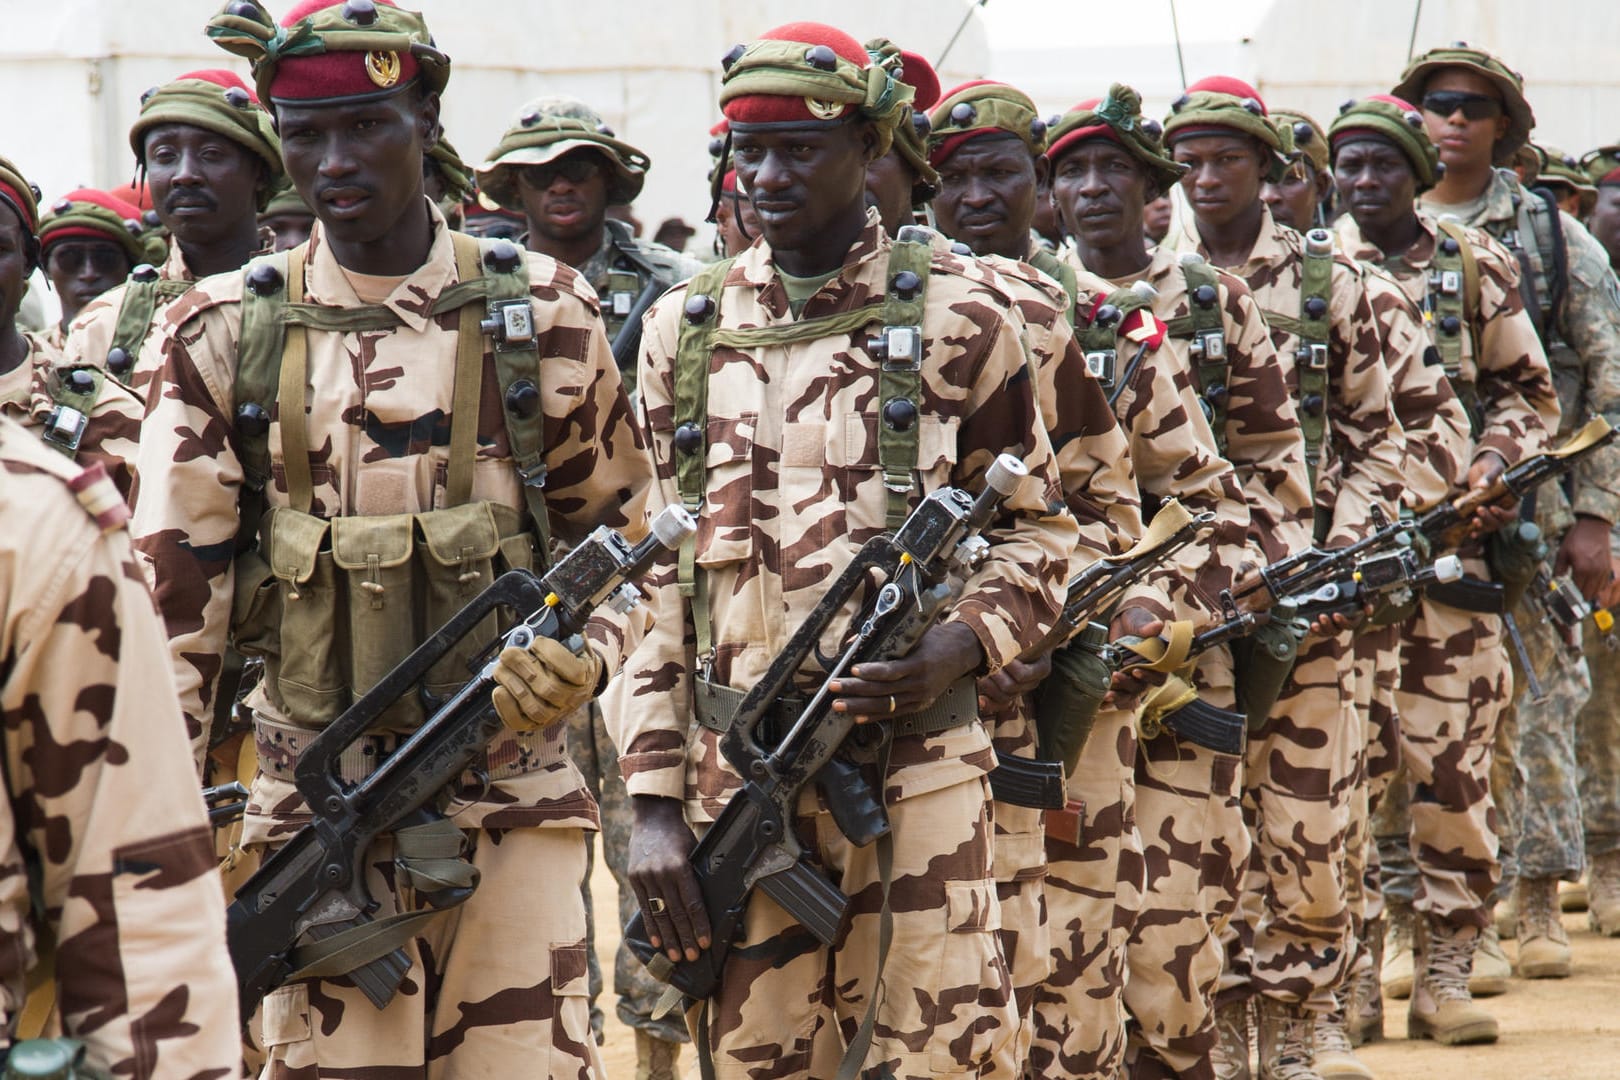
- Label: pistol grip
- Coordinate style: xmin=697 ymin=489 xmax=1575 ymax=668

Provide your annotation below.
xmin=817 ymin=756 xmax=890 ymax=848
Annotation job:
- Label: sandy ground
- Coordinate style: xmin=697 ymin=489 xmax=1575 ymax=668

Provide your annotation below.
xmin=585 ymin=840 xmax=1620 ymax=1079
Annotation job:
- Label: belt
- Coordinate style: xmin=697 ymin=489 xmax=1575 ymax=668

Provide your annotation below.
xmin=692 ymin=675 xmax=980 ymax=740
xmin=254 ymin=714 xmax=556 ymax=785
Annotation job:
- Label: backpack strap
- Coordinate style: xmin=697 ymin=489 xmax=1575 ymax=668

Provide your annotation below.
xmin=1164 ymin=256 xmax=1230 ymax=452
xmin=234 ymin=249 xmax=297 ymax=520
xmin=1025 ymin=246 xmax=1079 ymax=314
xmin=1075 ymin=286 xmax=1157 ymax=404
xmin=105 ymin=265 xmax=192 ymax=377
xmin=1431 ymin=220 xmax=1485 ymax=435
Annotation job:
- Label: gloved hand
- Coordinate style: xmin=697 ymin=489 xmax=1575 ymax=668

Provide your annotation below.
xmin=491 ymin=635 xmax=603 ymax=732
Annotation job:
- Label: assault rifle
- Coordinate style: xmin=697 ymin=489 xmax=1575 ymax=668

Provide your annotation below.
xmin=623 ymin=455 xmax=1030 ymax=1000
xmin=226 ymin=506 xmax=695 ymax=1021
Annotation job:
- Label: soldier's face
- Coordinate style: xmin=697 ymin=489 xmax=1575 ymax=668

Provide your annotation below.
xmin=517 ymin=150 xmax=610 ymax=244
xmin=1260 ymin=159 xmax=1328 ymax=230
xmin=1172 ymin=134 xmax=1266 ymax=228
xmin=715 ymin=191 xmax=759 ymax=257
xmin=1143 ymin=194 xmax=1174 ymax=242
xmin=933 ymin=134 xmax=1040 ymax=260
xmin=258 ymin=210 xmax=316 ymax=253
xmin=732 ymin=122 xmax=876 ymax=260
xmin=864 ymin=149 xmax=918 ymax=236
xmin=0 ymin=210 xmax=26 ymax=331
xmin=1589 ymin=186 xmax=1620 ymax=269
xmin=277 ymin=92 xmax=437 ymax=251
xmin=143 ymin=123 xmax=263 ymax=247
xmin=1333 ymin=139 xmax=1418 ymax=236
xmin=1420 ymin=70 xmax=1509 ymax=173
xmin=44 ymin=239 xmax=131 ymax=323
xmin=1049 ymin=141 xmax=1150 ymax=254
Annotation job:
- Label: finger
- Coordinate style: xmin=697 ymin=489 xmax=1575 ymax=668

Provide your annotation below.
xmin=829 ymin=674 xmax=910 ymax=698
xmin=834 ymin=695 xmax=912 ymax=720
xmin=627 ymin=873 xmax=665 ymax=951
xmin=670 ymin=861 xmax=713 ymax=951
xmin=661 ymin=868 xmax=705 ymax=959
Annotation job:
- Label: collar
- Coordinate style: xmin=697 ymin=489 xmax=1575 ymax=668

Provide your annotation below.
xmin=732 ymin=208 xmax=889 ymax=321
xmin=163 ymin=238 xmax=195 ymax=283
xmin=1336 ymin=210 xmax=1439 ymax=269
xmin=302 ymin=199 xmax=456 ymax=333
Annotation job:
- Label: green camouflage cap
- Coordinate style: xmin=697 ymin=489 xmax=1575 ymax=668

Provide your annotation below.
xmin=426 ymin=134 xmax=474 ymax=205
xmin=1273 ymin=109 xmax=1328 ymax=173
xmin=1163 ymin=77 xmax=1287 ymax=182
xmin=1536 ymin=143 xmax=1596 ymax=214
xmin=38 ymin=190 xmax=154 ymax=266
xmin=476 ymin=97 xmax=650 ymax=211
xmin=127 ymin=70 xmax=284 ymax=205
xmin=1328 ymin=96 xmax=1442 ymax=191
xmin=927 ymin=81 xmax=1048 ymax=166
xmin=259 ymin=183 xmax=312 ymax=218
xmin=1392 ymin=42 xmax=1535 ymax=165
xmin=865 ymin=38 xmax=940 ymax=203
xmin=1581 ymin=145 xmax=1620 ymax=187
xmin=1045 ymin=83 xmax=1186 ymax=193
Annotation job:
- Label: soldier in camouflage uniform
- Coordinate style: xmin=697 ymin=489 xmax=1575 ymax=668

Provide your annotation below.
xmin=1045 ymin=85 xmax=1316 ymax=1080
xmin=926 ymin=78 xmax=1238 ymax=1079
xmin=861 ymin=40 xmax=940 ymax=237
xmin=1533 ymin=146 xmax=1597 ymax=220
xmin=37 ymin=188 xmax=155 ymax=349
xmin=1388 ymin=40 xmax=1620 ymax=1002
xmin=0 ymin=158 xmax=144 ymax=500
xmin=606 ymin=23 xmax=1131 ymax=1078
xmin=1582 ymin=146 xmax=1620 ymax=272
xmin=1261 ymin=110 xmax=1332 ymax=233
xmin=478 ymin=93 xmax=699 ymax=1074
xmin=258 ymin=184 xmax=316 ymax=253
xmin=1162 ymin=76 xmax=1409 ymax=1080
xmin=1331 ymin=94 xmax=1558 ymax=1056
xmin=0 ymin=414 xmax=241 ymax=1077
xmin=132 ymin=3 xmax=657 ymax=1074
xmin=64 ymin=67 xmax=281 ymax=394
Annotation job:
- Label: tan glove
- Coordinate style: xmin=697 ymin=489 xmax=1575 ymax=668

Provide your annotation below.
xmin=490 ymin=635 xmax=603 ymax=732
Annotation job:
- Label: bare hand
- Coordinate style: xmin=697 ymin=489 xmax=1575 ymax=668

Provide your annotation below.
xmin=628 ymin=796 xmax=711 ymax=964
xmin=1308 ymin=608 xmax=1364 ymax=638
xmin=1599 ymin=555 xmax=1620 ymax=612
xmin=1466 ymin=452 xmax=1516 ymax=536
xmin=1106 ymin=605 xmax=1165 ymax=708
xmin=1555 ymin=515 xmax=1614 ymax=602
xmin=978 ymin=654 xmax=1052 ymax=712
xmin=830 ymin=622 xmax=984 ymax=723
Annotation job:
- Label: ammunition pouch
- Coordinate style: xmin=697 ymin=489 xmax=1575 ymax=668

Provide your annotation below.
xmin=1231 ymin=615 xmax=1304 ymax=729
xmin=1485 ymin=520 xmax=1548 ymax=610
xmin=235 ymin=501 xmax=536 ymax=729
xmin=1032 ymin=622 xmax=1111 ymax=776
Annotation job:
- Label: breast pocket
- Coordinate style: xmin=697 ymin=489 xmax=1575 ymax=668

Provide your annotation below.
xmin=694 ymin=413 xmax=757 ymax=568
xmin=838 ymin=411 xmax=960 ymax=535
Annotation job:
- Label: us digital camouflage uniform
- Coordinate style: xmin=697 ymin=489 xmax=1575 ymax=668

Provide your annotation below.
xmin=1 ymin=333 xmax=143 ymax=498
xmin=605 ymin=211 xmax=1098 ymax=1079
xmin=130 ymin=204 xmax=655 ymax=1077
xmin=0 ymin=414 xmax=241 ymax=1077
xmin=1415 ymin=167 xmax=1620 ymax=912
xmin=1170 ymin=205 xmax=1408 ymax=1018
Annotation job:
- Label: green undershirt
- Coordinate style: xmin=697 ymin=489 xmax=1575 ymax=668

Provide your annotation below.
xmin=776 ymin=266 xmax=842 ymax=317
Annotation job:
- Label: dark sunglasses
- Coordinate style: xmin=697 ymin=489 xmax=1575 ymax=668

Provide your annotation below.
xmin=1421 ymin=91 xmax=1503 ymax=122
xmin=46 ymin=243 xmax=129 ymax=276
xmin=519 ymin=156 xmax=602 ymax=189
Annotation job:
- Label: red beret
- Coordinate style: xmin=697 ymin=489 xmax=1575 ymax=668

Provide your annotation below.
xmin=175 ymin=68 xmax=260 ymax=102
xmin=709 ymin=119 xmax=729 ymax=138
xmin=51 ymin=188 xmax=143 ymax=221
xmin=1186 ymin=75 xmax=1268 ymax=113
xmin=268 ymin=0 xmax=421 ymax=105
xmin=0 ymin=182 xmax=33 ymax=233
xmin=39 ymin=189 xmax=146 ymax=255
xmin=722 ymin=22 xmax=868 ymax=127
xmin=106 ymin=182 xmax=154 ymax=211
xmin=721 ymin=169 xmax=739 ymax=193
xmin=898 ymin=50 xmax=941 ymax=111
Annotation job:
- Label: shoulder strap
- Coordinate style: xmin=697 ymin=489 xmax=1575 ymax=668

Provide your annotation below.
xmin=1075 ymin=285 xmax=1156 ymax=404
xmin=876 ymin=239 xmax=931 ymax=530
xmin=1527 ymin=187 xmax=1568 ymax=331
xmin=1169 ymin=258 xmax=1231 ymax=453
xmin=1025 ymin=247 xmax=1079 ymax=319
xmin=1431 ymin=220 xmax=1485 ymax=436
xmin=234 ymin=249 xmax=297 ymax=506
xmin=38 ymin=365 xmax=107 ymax=460
xmin=1286 ymin=229 xmax=1335 ymax=485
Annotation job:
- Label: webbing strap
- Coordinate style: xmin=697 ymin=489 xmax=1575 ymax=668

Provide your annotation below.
xmin=1174 ymin=259 xmax=1230 ymax=452
xmin=1432 ymin=220 xmax=1485 ymax=436
xmin=877 ymin=241 xmax=930 ymax=528
xmin=277 ymin=247 xmax=314 ymax=514
xmin=1026 ymin=246 xmax=1079 ymax=313
xmin=277 ymin=278 xmax=495 ymax=332
xmin=40 ymin=366 xmax=107 ymax=460
xmin=108 ymin=274 xmax=191 ymax=359
xmin=1273 ymin=231 xmax=1335 ymax=487
xmin=836 ymin=826 xmax=895 ymax=1080
xmin=445 ymin=238 xmax=486 ymax=507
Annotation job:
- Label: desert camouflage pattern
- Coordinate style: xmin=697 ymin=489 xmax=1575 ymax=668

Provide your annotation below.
xmin=0 ymin=415 xmax=240 ymax=1077
xmin=62 ymin=239 xmax=193 ymax=394
xmin=1027 ymin=707 xmax=1144 ymax=1080
xmin=606 ymin=210 xmax=1096 ymax=1074
xmin=128 ymin=203 xmax=653 ymax=1075
xmin=3 ymin=332 xmax=144 ymax=498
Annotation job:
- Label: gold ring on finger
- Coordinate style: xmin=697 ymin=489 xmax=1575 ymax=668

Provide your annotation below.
xmin=648 ymin=896 xmax=667 ymax=915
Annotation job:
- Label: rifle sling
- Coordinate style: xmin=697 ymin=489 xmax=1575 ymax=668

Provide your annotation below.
xmin=690 ymin=674 xmax=979 ymax=739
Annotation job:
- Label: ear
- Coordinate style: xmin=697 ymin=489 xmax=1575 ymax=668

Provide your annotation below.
xmin=1313 ymin=165 xmax=1333 ymax=201
xmin=1033 ymin=153 xmax=1050 ymax=189
xmin=857 ymin=120 xmax=882 ymax=166
xmin=419 ymin=91 xmax=442 ymax=153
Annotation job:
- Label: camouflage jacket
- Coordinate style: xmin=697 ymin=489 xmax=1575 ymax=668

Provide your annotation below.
xmin=580 ymin=219 xmax=703 ymax=366
xmin=61 ymin=240 xmax=192 ymax=395
xmin=604 ymin=212 xmax=1086 ymax=822
xmin=2 ymin=333 xmax=143 ymax=499
xmin=1338 ymin=211 xmax=1558 ymax=483
xmin=129 ymin=203 xmax=655 ymax=839
xmin=1168 ymin=206 xmax=1406 ymax=545
xmin=1420 ymin=169 xmax=1619 ymax=522
xmin=0 ymin=416 xmax=240 ymax=1075
xmin=1065 ymin=244 xmax=1313 ymax=571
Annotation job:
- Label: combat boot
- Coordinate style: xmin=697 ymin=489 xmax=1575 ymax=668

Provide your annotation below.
xmin=1493 ymin=891 xmax=1516 ymax=940
xmin=1313 ymin=992 xmax=1374 ymax=1080
xmin=1255 ymin=997 xmax=1321 ymax=1080
xmin=634 ymin=1029 xmax=680 ymax=1080
xmin=1470 ymin=925 xmax=1512 ymax=995
xmin=1559 ymin=878 xmax=1588 ymax=912
xmin=1515 ymin=876 xmax=1571 ymax=978
xmin=1211 ymin=999 xmax=1253 ymax=1080
xmin=1347 ymin=917 xmax=1384 ymax=1047
xmin=1590 ymin=851 xmax=1620 ymax=937
xmin=1379 ymin=901 xmax=1415 ymax=1000
xmin=1407 ymin=917 xmax=1499 ymax=1045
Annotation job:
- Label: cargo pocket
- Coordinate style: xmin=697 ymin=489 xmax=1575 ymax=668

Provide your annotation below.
xmin=231 ymin=542 xmax=281 ymax=661
xmin=332 ymin=512 xmax=419 ymax=729
xmin=840 ymin=412 xmax=959 ymax=535
xmin=932 ymin=878 xmax=1010 ymax=1075
xmin=259 ymin=983 xmax=314 ymax=1075
xmin=262 ymin=507 xmax=345 ymax=724
xmin=416 ymin=502 xmax=509 ymax=704
xmin=548 ymin=942 xmax=593 ymax=1071
xmin=693 ymin=415 xmax=756 ymax=568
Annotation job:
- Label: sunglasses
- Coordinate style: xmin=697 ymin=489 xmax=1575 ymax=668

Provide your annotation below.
xmin=519 ymin=156 xmax=602 ymax=189
xmin=46 ymin=243 xmax=129 ymax=276
xmin=1421 ymin=91 xmax=1503 ymax=122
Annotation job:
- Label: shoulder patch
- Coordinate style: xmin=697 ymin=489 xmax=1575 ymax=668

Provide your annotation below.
xmin=0 ymin=415 xmax=128 ymax=530
xmin=67 ymin=462 xmax=130 ymax=532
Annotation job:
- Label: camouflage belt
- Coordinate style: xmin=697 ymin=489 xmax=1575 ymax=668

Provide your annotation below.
xmin=691 ymin=675 xmax=979 ymax=739
xmin=253 ymin=715 xmax=556 ymax=786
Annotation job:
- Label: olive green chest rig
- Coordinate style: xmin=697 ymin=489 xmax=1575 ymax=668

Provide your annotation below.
xmin=228 ymin=233 xmax=556 ymax=730
xmin=1419 ymin=220 xmax=1485 ymax=435
xmin=104 ymin=262 xmax=192 ymax=379
xmin=36 ymin=364 xmax=110 ymax=460
xmin=1258 ymin=228 xmax=1335 ymax=486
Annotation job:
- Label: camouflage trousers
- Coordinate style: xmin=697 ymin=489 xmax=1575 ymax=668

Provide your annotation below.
xmin=987 ymin=797 xmax=1049 ymax=1079
xmin=1028 ymin=706 xmax=1143 ymax=1080
xmin=1578 ymin=626 xmax=1620 ymax=862
xmin=1221 ymin=631 xmax=1358 ymax=1009
xmin=253 ymin=825 xmax=601 ymax=1079
xmin=1121 ymin=664 xmax=1249 ymax=1079
xmin=568 ymin=701 xmax=689 ymax=1044
xmin=1340 ymin=625 xmax=1401 ymax=986
xmin=690 ymin=775 xmax=1017 ymax=1080
xmin=1370 ymin=592 xmax=1508 ymax=928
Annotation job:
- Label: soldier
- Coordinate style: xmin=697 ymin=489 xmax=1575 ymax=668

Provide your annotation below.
xmin=0 ymin=159 xmax=144 ymax=498
xmin=1161 ymin=76 xmax=1408 ymax=1080
xmin=605 ymin=23 xmax=1117 ymax=1077
xmin=712 ymin=167 xmax=759 ymax=258
xmin=258 ymin=184 xmax=316 ymax=253
xmin=1045 ymin=85 xmax=1315 ymax=1080
xmin=0 ymin=414 xmax=241 ymax=1076
xmin=37 ymin=189 xmax=152 ymax=348
xmin=861 ymin=40 xmax=940 ymax=237
xmin=1389 ymin=39 xmax=1620 ymax=1002
xmin=477 ymin=96 xmax=700 ymax=391
xmin=63 ymin=68 xmax=281 ymax=394
xmin=460 ymin=192 xmax=526 ymax=242
xmin=1262 ymin=110 xmax=1332 ymax=231
xmin=132 ymin=1 xmax=656 ymax=1074
xmin=1331 ymin=94 xmax=1559 ymax=1053
xmin=424 ymin=135 xmax=474 ymax=227
xmin=1582 ymin=145 xmax=1620 ymax=271
xmin=927 ymin=77 xmax=1227 ymax=1079
xmin=1533 ymin=145 xmax=1597 ymax=219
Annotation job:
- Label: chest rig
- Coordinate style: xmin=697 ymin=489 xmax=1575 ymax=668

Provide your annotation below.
xmin=671 ymin=237 xmax=931 ymax=672
xmin=1259 ymin=228 xmax=1335 ymax=486
xmin=228 ymin=233 xmax=554 ymax=731
xmin=104 ymin=263 xmax=193 ymax=380
xmin=1160 ymin=255 xmax=1231 ymax=452
xmin=1422 ymin=220 xmax=1485 ymax=435
xmin=36 ymin=363 xmax=109 ymax=460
